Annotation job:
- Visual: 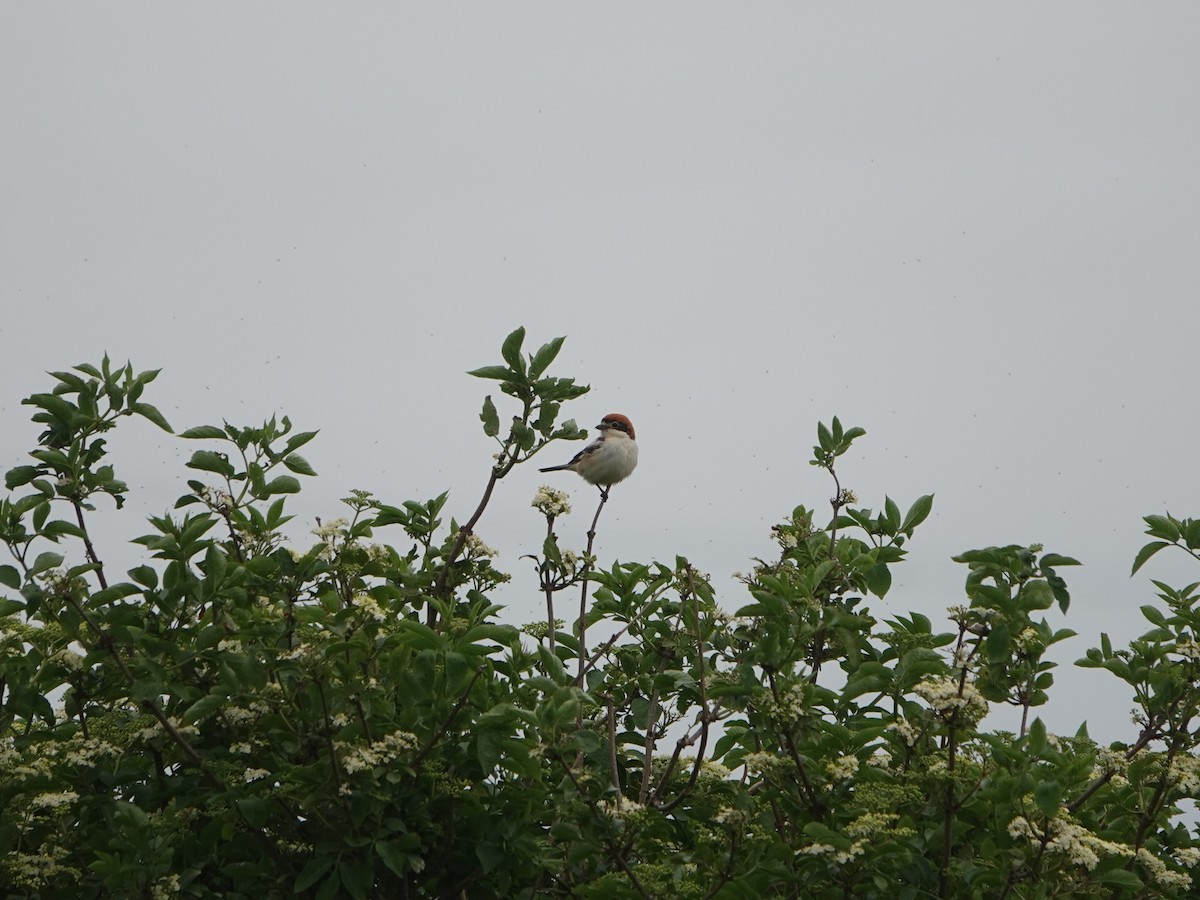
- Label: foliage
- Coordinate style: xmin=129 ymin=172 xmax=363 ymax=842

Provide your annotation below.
xmin=2 ymin=331 xmax=1200 ymax=898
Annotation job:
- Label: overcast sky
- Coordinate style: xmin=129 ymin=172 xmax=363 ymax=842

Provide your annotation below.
xmin=3 ymin=4 xmax=1199 ymax=743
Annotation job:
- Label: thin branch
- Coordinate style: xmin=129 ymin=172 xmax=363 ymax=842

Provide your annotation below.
xmin=604 ymin=693 xmax=621 ymax=809
xmin=72 ymin=499 xmax=108 ymax=591
xmin=576 ymin=487 xmax=609 ymax=685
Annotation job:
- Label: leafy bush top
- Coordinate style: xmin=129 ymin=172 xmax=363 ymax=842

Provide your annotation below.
xmin=2 ymin=331 xmax=1199 ymax=899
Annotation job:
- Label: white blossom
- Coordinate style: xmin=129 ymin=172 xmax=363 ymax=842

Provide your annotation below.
xmin=532 ymin=485 xmax=572 ymax=517
xmin=825 ymin=754 xmax=859 ymax=782
xmin=30 ymin=791 xmax=79 ymax=810
xmin=914 ymin=676 xmax=989 ymax=721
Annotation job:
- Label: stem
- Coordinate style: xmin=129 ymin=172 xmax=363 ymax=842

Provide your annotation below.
xmin=72 ymin=499 xmax=108 ymax=591
xmin=605 ymin=693 xmax=621 ymax=809
xmin=431 ymin=468 xmax=501 ymax=626
xmin=544 ymin=516 xmax=557 ymax=651
xmin=826 ymin=465 xmax=843 ymax=557
xmin=575 ymin=487 xmax=609 ymax=686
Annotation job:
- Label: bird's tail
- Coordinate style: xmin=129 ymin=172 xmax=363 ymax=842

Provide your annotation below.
xmin=538 ymin=465 xmax=571 ymax=473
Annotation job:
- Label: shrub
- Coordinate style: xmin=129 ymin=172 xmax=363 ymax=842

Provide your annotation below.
xmin=2 ymin=331 xmax=1199 ymax=898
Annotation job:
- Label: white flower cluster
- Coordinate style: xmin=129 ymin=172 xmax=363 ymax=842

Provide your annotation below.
xmin=365 ymin=543 xmax=391 ymax=563
xmin=462 ymin=532 xmax=498 ymax=559
xmin=773 ymin=527 xmax=799 ymax=550
xmin=743 ymin=751 xmax=789 ymax=776
xmin=713 ymin=806 xmax=748 ymax=828
xmin=1013 ymin=627 xmax=1043 ymax=653
xmin=197 ymin=485 xmax=235 ymax=511
xmin=1175 ymin=638 xmax=1200 ymax=661
xmin=352 ymin=593 xmax=388 ymax=623
xmin=1168 ymin=754 xmax=1200 ymax=794
xmin=1008 ymin=815 xmax=1132 ymax=871
xmin=865 ymin=751 xmax=892 ymax=770
xmin=887 ymin=718 xmax=921 ymax=747
xmin=336 ymin=730 xmax=419 ymax=775
xmin=3 ymin=733 xmax=119 ymax=781
xmin=61 ymin=737 xmax=118 ymax=768
xmin=797 ymin=840 xmax=865 ymax=865
xmin=243 ymin=767 xmax=272 ymax=783
xmin=30 ymin=791 xmax=79 ymax=810
xmin=1090 ymin=743 xmax=1126 ymax=780
xmin=151 ymin=874 xmax=182 ymax=900
xmin=1137 ymin=847 xmax=1193 ymax=890
xmin=222 ymin=706 xmax=257 ymax=726
xmin=767 ymin=683 xmax=806 ymax=722
xmin=825 ymin=754 xmax=859 ymax=783
xmin=532 ymin=485 xmax=572 ymax=517
xmin=6 ymin=844 xmax=77 ymax=889
xmin=914 ymin=676 xmax=989 ymax=721
xmin=313 ymin=517 xmax=351 ymax=561
xmin=52 ymin=648 xmax=87 ymax=671
xmin=1176 ymin=847 xmax=1200 ymax=868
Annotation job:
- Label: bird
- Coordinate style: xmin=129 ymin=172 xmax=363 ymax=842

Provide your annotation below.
xmin=539 ymin=413 xmax=638 ymax=496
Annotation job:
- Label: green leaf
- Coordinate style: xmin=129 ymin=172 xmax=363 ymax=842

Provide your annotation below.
xmin=1144 ymin=514 xmax=1181 ymax=541
xmin=864 ymin=562 xmax=892 ymax=598
xmin=264 ymin=475 xmax=302 ymax=495
xmin=1139 ymin=605 xmax=1167 ymax=627
xmin=1034 ymin=780 xmax=1062 ymax=818
xmin=91 ymin=583 xmax=141 ymax=604
xmin=0 ymin=565 xmax=20 ymax=590
xmin=529 ymin=336 xmax=566 ymax=378
xmin=901 ymin=494 xmax=934 ymax=532
xmin=501 ymin=326 xmax=527 ymax=375
xmin=236 ymin=797 xmax=270 ymax=828
xmin=283 ymin=430 xmax=319 ymax=454
xmin=1131 ymin=541 xmax=1170 ymax=576
xmin=1094 ymin=869 xmax=1142 ymax=889
xmin=183 ymin=693 xmax=228 ymax=724
xmin=30 ymin=552 xmax=65 ymax=576
xmin=41 ymin=519 xmax=86 ymax=541
xmin=180 ymin=425 xmax=228 ymax=440
xmin=1039 ymin=553 xmax=1080 ymax=567
xmin=467 ymin=365 xmax=514 ymax=381
xmin=817 ymin=420 xmax=832 ymax=451
xmin=375 ymin=842 xmax=408 ymax=878
xmin=295 ymin=857 xmax=335 ymax=893
xmin=131 ymin=402 xmax=173 ymax=432
xmin=283 ymin=454 xmax=317 ymax=476
xmin=5 ymin=466 xmax=41 ymax=489
xmin=480 ymin=395 xmax=500 ymax=438
xmin=186 ymin=450 xmax=235 ymax=477
xmin=128 ymin=565 xmax=158 ymax=589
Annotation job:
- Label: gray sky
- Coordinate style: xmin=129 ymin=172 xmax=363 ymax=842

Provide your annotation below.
xmin=3 ymin=4 xmax=1199 ymax=743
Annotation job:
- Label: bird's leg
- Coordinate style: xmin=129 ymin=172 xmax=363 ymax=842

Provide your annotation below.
xmin=598 ymin=486 xmax=610 ymax=502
